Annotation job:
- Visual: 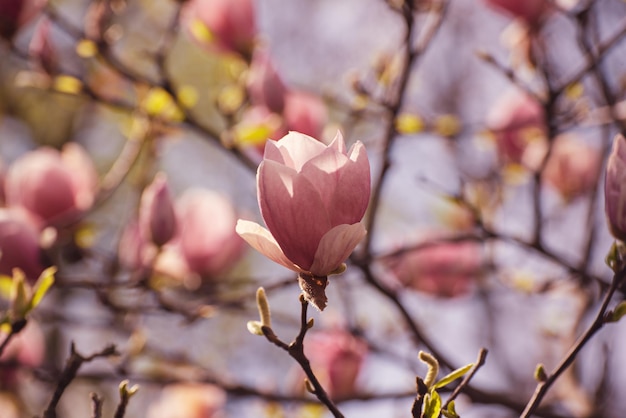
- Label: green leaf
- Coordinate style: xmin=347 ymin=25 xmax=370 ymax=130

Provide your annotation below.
xmin=28 ymin=267 xmax=56 ymax=311
xmin=422 ymin=390 xmax=442 ymax=418
xmin=441 ymin=400 xmax=460 ymax=418
xmin=433 ymin=363 xmax=473 ymax=390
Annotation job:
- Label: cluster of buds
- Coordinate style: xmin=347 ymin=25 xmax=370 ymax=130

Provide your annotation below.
xmin=119 ymin=174 xmax=243 ymax=288
xmin=0 ymin=144 xmax=98 ymax=281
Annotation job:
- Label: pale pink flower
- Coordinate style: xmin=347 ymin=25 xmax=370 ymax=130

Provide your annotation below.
xmin=0 ymin=208 xmax=44 ymax=281
xmin=303 ymin=330 xmax=367 ymax=401
xmin=283 ymin=91 xmax=328 ymax=139
xmin=388 ymin=241 xmax=481 ymax=298
xmin=118 ymin=220 xmax=146 ymax=272
xmin=180 ymin=0 xmax=256 ymax=57
xmin=486 ymin=88 xmax=547 ymax=170
xmin=5 ymin=143 xmax=98 ymax=226
xmin=246 ymin=49 xmax=288 ymax=114
xmin=0 ymin=320 xmax=45 ymax=389
xmin=139 ymin=173 xmax=177 ymax=247
xmin=605 ymin=134 xmax=626 ymax=241
xmin=147 ymin=383 xmax=226 ymax=418
xmin=0 ymin=0 xmax=47 ymax=40
xmin=542 ymin=134 xmax=601 ymax=201
xmin=236 ymin=131 xmax=370 ymax=278
xmin=175 ymin=189 xmax=243 ymax=278
xmin=484 ymin=0 xmax=551 ymax=26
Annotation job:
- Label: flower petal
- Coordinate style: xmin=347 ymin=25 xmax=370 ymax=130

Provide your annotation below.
xmin=309 ymin=223 xmax=366 ymax=276
xmin=258 ymin=160 xmax=330 ymax=270
xmin=236 ymin=220 xmax=303 ymax=272
xmin=277 ymin=131 xmax=327 ymax=171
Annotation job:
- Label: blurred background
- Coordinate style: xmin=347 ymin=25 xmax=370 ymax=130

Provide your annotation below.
xmin=1 ymin=0 xmax=626 ymax=417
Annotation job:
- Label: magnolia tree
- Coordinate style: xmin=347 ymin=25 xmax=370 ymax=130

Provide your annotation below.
xmin=1 ymin=0 xmax=626 ymax=417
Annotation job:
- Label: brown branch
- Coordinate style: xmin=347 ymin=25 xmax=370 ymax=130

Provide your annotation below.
xmin=444 ymin=348 xmax=488 ymax=409
xmin=261 ymin=296 xmax=344 ymax=418
xmin=42 ymin=343 xmax=119 ymax=418
xmin=520 ymin=265 xmax=626 ymax=417
xmin=90 ymin=393 xmax=103 ymax=418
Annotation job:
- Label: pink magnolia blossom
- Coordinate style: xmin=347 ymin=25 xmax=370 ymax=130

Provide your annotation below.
xmin=5 ymin=143 xmax=98 ymax=226
xmin=147 ymin=383 xmax=226 ymax=418
xmin=605 ymin=134 xmax=626 ymax=241
xmin=387 ymin=241 xmax=481 ymax=298
xmin=303 ymin=330 xmax=367 ymax=401
xmin=0 ymin=320 xmax=45 ymax=389
xmin=0 ymin=208 xmax=44 ymax=281
xmin=283 ymin=90 xmax=328 ymax=139
xmin=247 ymin=49 xmax=288 ymax=114
xmin=236 ymin=131 xmax=370 ymax=278
xmin=484 ymin=0 xmax=551 ymax=26
xmin=542 ymin=135 xmax=601 ymax=201
xmin=0 ymin=0 xmax=47 ymax=40
xmin=486 ymin=88 xmax=547 ymax=170
xmin=174 ymin=189 xmax=244 ymax=279
xmin=180 ymin=0 xmax=256 ymax=57
xmin=139 ymin=173 xmax=177 ymax=247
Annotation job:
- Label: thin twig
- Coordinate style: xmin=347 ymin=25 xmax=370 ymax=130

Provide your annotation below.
xmin=42 ymin=343 xmax=119 ymax=418
xmin=444 ymin=348 xmax=488 ymax=409
xmin=520 ymin=265 xmax=626 ymax=417
xmin=90 ymin=393 xmax=104 ymax=418
xmin=261 ymin=296 xmax=344 ymax=418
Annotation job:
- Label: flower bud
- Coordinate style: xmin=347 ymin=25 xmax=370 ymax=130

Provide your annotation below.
xmin=0 ymin=0 xmax=47 ymax=41
xmin=605 ymin=134 xmax=626 ymax=241
xmin=246 ymin=49 xmax=287 ymax=114
xmin=283 ymin=90 xmax=328 ymax=139
xmin=139 ymin=173 xmax=177 ymax=247
xmin=180 ymin=0 xmax=256 ymax=57
xmin=0 ymin=320 xmax=44 ymax=389
xmin=5 ymin=143 xmax=98 ymax=226
xmin=0 ymin=209 xmax=44 ymax=281
xmin=484 ymin=0 xmax=551 ymax=26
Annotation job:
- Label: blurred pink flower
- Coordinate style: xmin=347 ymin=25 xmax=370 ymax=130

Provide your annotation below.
xmin=174 ymin=189 xmax=243 ymax=279
xmin=236 ymin=131 xmax=370 ymax=278
xmin=180 ymin=0 xmax=256 ymax=57
xmin=118 ymin=220 xmax=146 ymax=272
xmin=484 ymin=0 xmax=551 ymax=26
xmin=605 ymin=134 xmax=626 ymax=241
xmin=147 ymin=383 xmax=226 ymax=418
xmin=486 ymin=88 xmax=547 ymax=170
xmin=247 ymin=49 xmax=287 ymax=114
xmin=0 ymin=320 xmax=45 ymax=389
xmin=283 ymin=91 xmax=328 ymax=139
xmin=304 ymin=330 xmax=367 ymax=401
xmin=388 ymin=241 xmax=481 ymax=298
xmin=543 ymin=134 xmax=601 ymax=201
xmin=0 ymin=0 xmax=47 ymax=40
xmin=0 ymin=208 xmax=44 ymax=281
xmin=5 ymin=143 xmax=98 ymax=226
xmin=139 ymin=173 xmax=177 ymax=247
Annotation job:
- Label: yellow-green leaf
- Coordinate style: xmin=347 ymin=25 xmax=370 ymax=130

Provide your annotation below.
xmin=28 ymin=267 xmax=56 ymax=310
xmin=0 ymin=276 xmax=13 ymax=299
xmin=422 ymin=390 xmax=442 ymax=418
xmin=433 ymin=363 xmax=473 ymax=390
xmin=442 ymin=400 xmax=460 ymax=418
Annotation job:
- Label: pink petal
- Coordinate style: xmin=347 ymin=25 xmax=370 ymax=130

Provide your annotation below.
xmin=258 ymin=160 xmax=330 ymax=270
xmin=277 ymin=131 xmax=328 ymax=171
xmin=309 ymin=223 xmax=366 ymax=276
xmin=328 ymin=130 xmax=346 ymax=154
xmin=61 ymin=143 xmax=98 ymax=211
xmin=235 ymin=220 xmax=303 ymax=272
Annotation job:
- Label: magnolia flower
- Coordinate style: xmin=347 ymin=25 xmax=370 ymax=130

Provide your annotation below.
xmin=247 ymin=49 xmax=287 ymax=114
xmin=484 ymin=0 xmax=551 ymax=27
xmin=486 ymin=88 xmax=547 ymax=170
xmin=283 ymin=90 xmax=328 ymax=139
xmin=0 ymin=0 xmax=47 ymax=40
xmin=139 ymin=173 xmax=177 ymax=247
xmin=605 ymin=134 xmax=626 ymax=241
xmin=0 ymin=320 xmax=45 ymax=389
xmin=5 ymin=143 xmax=98 ymax=226
xmin=303 ymin=330 xmax=367 ymax=401
xmin=180 ymin=0 xmax=256 ymax=57
xmin=0 ymin=208 xmax=44 ymax=281
xmin=542 ymin=134 xmax=601 ymax=201
xmin=387 ymin=241 xmax=481 ymax=298
xmin=236 ymin=131 xmax=370 ymax=309
xmin=146 ymin=384 xmax=226 ymax=418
